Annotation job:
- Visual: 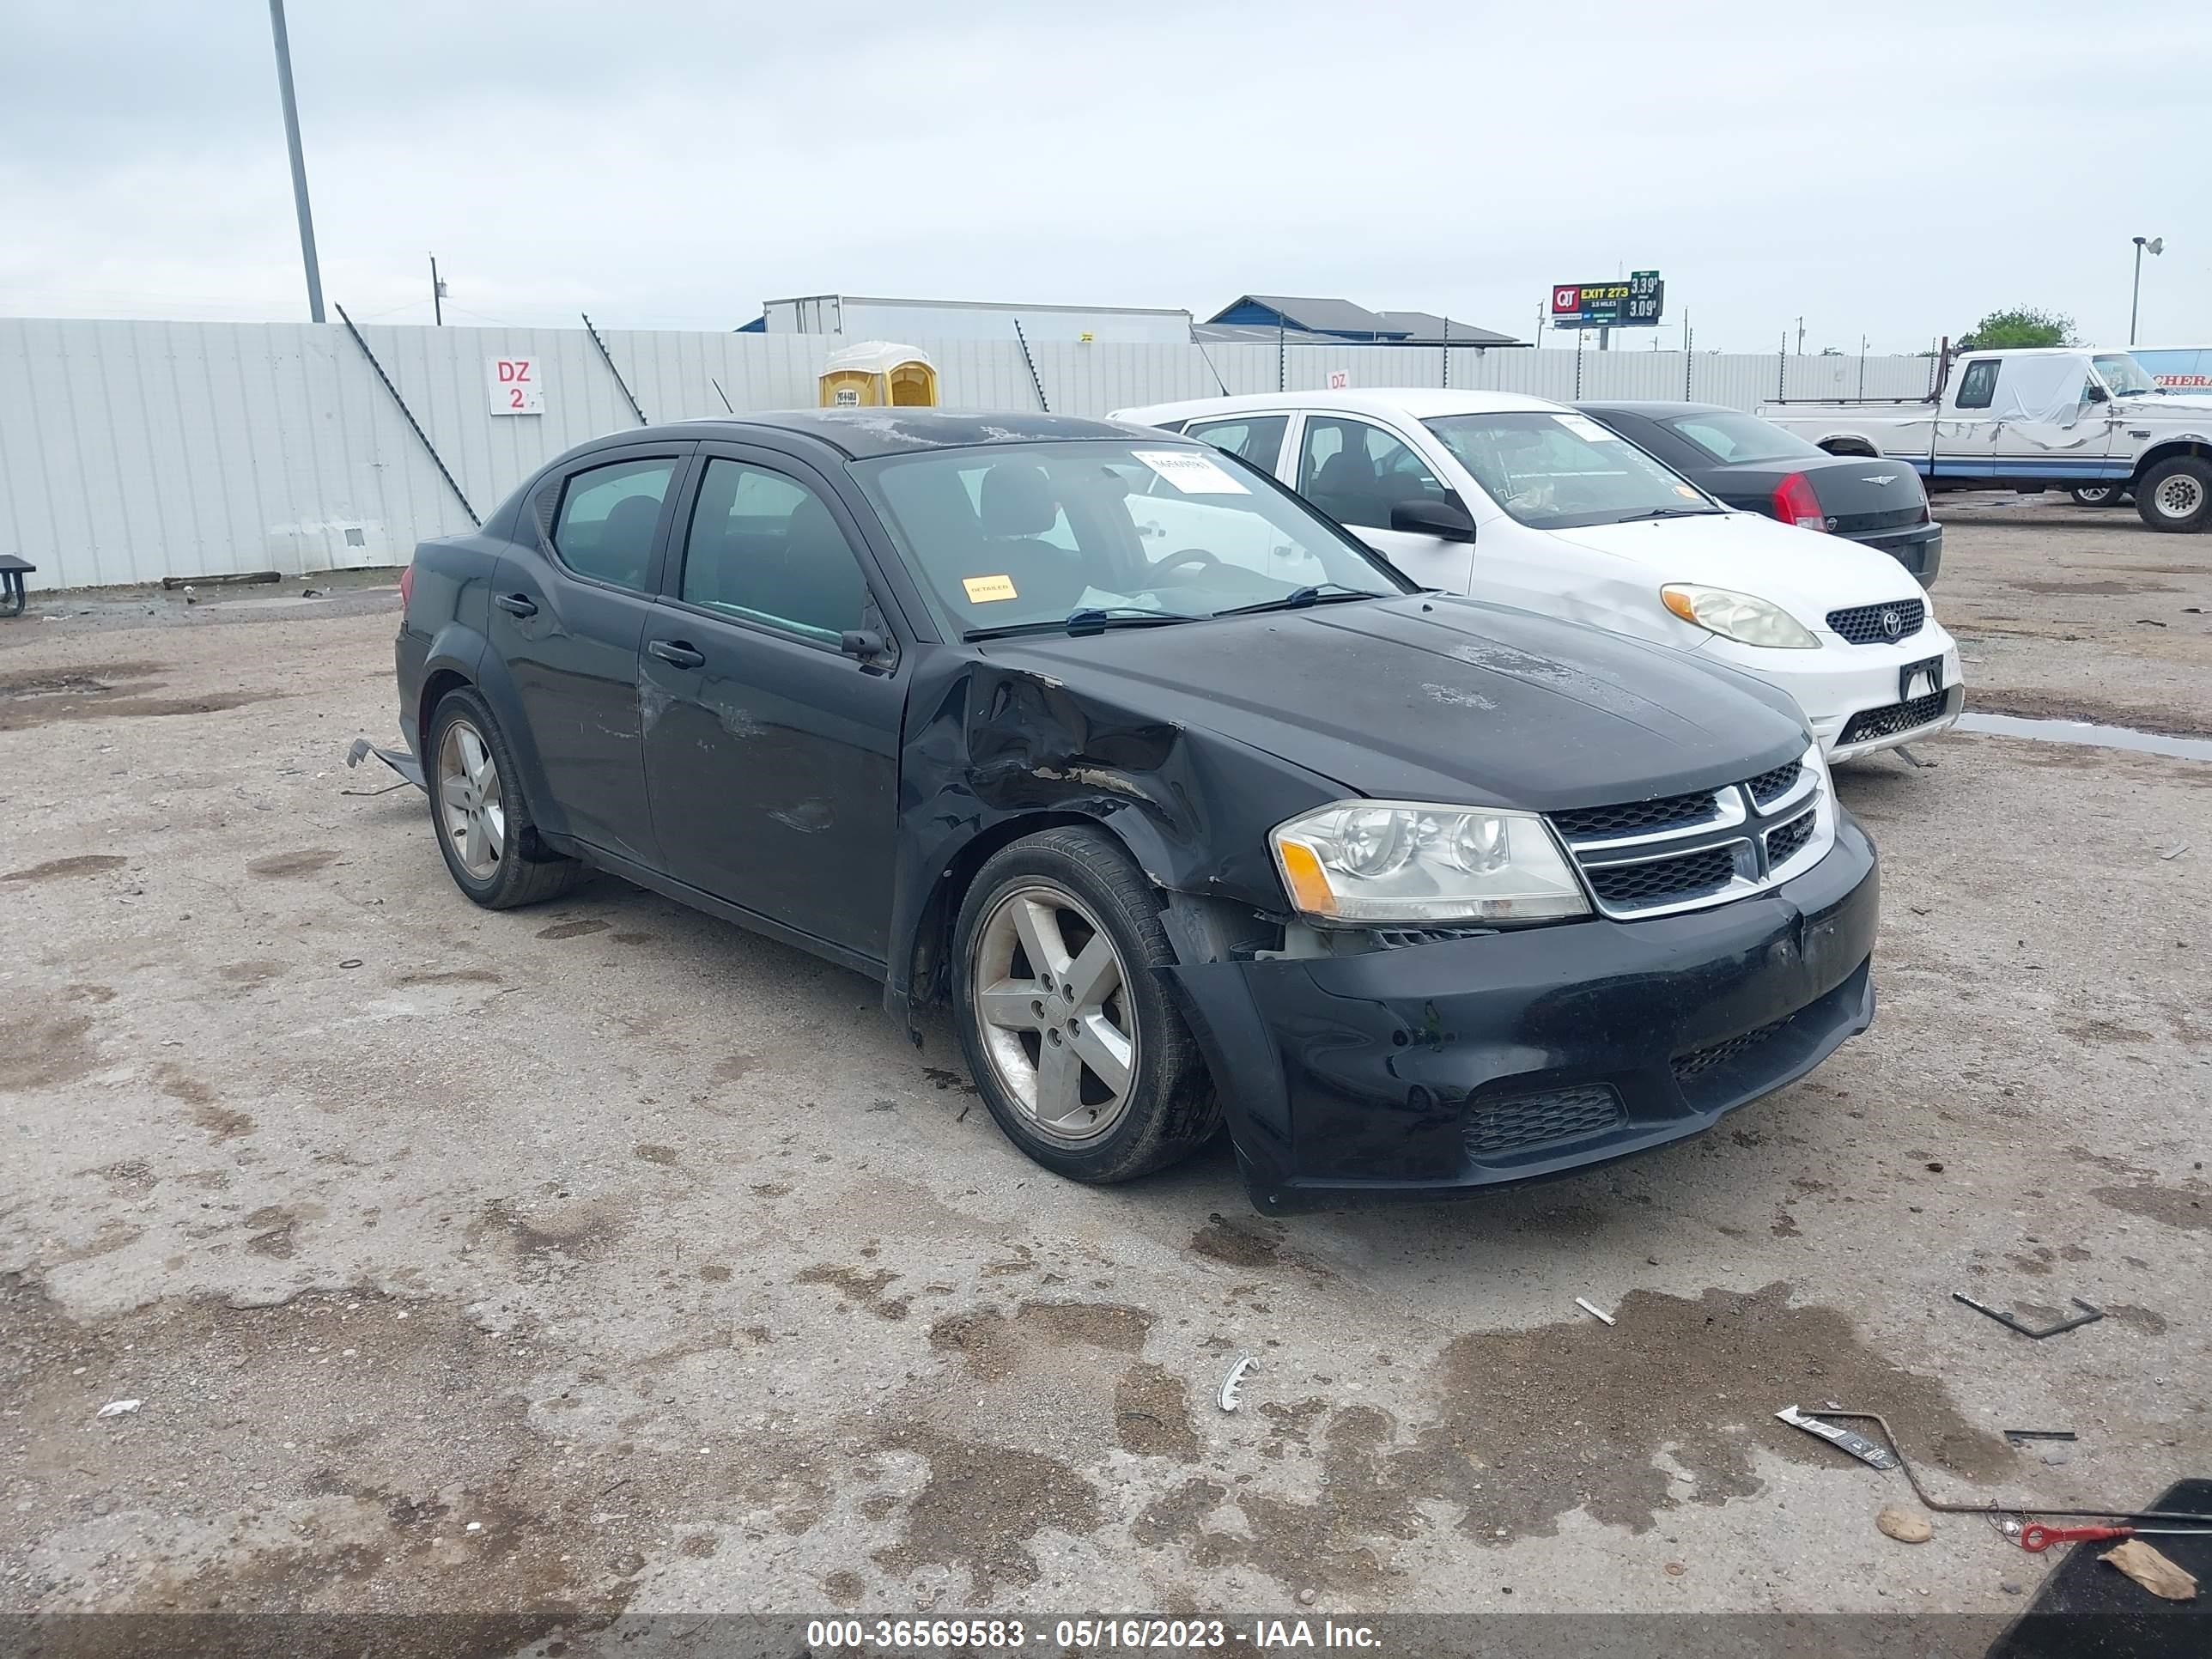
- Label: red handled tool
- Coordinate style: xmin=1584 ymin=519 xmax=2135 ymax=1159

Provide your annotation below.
xmin=2020 ymin=1522 xmax=2212 ymax=1552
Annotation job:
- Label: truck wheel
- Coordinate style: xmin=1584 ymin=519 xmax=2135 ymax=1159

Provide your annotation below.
xmin=2136 ymin=457 xmax=2212 ymax=532
xmin=427 ymin=687 xmax=586 ymax=908
xmin=952 ymin=826 xmax=1221 ymax=1185
xmin=2069 ymin=484 xmax=2121 ymax=507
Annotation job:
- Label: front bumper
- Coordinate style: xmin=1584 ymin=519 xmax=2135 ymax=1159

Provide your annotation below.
xmin=1702 ymin=629 xmax=1963 ymax=761
xmin=1174 ymin=818 xmax=1879 ymax=1212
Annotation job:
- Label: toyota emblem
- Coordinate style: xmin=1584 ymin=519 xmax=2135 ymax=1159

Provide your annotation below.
xmin=1879 ymin=608 xmax=1903 ymax=639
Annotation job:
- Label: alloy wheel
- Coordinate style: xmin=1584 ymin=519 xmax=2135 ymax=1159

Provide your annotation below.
xmin=2152 ymin=472 xmax=2205 ymax=522
xmin=972 ymin=884 xmax=1138 ymax=1145
xmin=436 ymin=718 xmax=507 ymax=880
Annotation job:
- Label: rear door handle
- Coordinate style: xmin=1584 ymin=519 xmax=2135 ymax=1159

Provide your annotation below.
xmin=647 ymin=639 xmax=705 ymax=668
xmin=495 ymin=592 xmax=538 ymax=617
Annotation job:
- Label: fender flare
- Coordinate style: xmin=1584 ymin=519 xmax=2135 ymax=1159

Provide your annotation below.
xmin=416 ymin=623 xmax=569 ymax=845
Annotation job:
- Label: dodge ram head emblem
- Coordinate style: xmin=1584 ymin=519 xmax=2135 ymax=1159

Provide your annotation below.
xmin=1861 ymin=474 xmax=1897 ymax=485
xmin=1880 ymin=608 xmax=1904 ymax=638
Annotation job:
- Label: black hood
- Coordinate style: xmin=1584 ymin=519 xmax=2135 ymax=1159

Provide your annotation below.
xmin=975 ymin=595 xmax=1808 ymax=811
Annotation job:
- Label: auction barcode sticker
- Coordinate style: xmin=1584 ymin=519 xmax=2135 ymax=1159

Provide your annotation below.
xmin=1133 ymin=449 xmax=1249 ymax=495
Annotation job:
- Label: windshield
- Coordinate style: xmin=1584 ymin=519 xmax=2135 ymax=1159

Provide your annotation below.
xmin=2091 ymin=353 xmax=2160 ymax=397
xmin=853 ymin=441 xmax=1407 ymax=636
xmin=1424 ymin=410 xmax=1719 ymax=530
xmin=1661 ymin=410 xmax=1826 ymax=466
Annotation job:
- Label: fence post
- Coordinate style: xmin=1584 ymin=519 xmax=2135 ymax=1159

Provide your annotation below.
xmin=581 ymin=313 xmax=648 ymax=425
xmin=333 ymin=303 xmax=478 ymax=526
xmin=1684 ymin=316 xmax=1693 ymax=399
xmin=1778 ymin=331 xmax=1787 ymax=400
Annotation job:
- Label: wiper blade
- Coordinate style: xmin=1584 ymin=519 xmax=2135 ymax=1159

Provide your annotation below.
xmin=1212 ymin=583 xmax=1388 ymax=618
xmin=1611 ymin=507 xmax=1723 ymax=522
xmin=963 ymin=606 xmax=1202 ymax=642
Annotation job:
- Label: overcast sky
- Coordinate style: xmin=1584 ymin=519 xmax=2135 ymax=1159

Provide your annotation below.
xmin=2 ymin=1 xmax=2204 ymax=352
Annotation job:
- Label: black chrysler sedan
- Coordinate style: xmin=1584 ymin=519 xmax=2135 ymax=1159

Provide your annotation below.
xmin=1577 ymin=401 xmax=1943 ymax=587
xmin=369 ymin=410 xmax=1878 ymax=1212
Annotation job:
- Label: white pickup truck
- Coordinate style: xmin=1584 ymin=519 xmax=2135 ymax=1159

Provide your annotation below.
xmin=1759 ymin=348 xmax=2212 ymax=532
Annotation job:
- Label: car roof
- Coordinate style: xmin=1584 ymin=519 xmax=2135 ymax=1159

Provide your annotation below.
xmin=659 ymin=409 xmax=1163 ymax=459
xmin=1115 ymin=387 xmax=1568 ymax=422
xmin=1577 ymin=401 xmax=1737 ymax=419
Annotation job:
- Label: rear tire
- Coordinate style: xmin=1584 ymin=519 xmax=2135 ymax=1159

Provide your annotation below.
xmin=952 ymin=826 xmax=1220 ymax=1184
xmin=2069 ymin=484 xmax=2123 ymax=507
xmin=425 ymin=687 xmax=586 ymax=909
xmin=2136 ymin=457 xmax=2212 ymax=532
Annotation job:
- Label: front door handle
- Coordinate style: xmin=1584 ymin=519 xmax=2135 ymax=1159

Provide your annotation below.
xmin=495 ymin=592 xmax=538 ymax=617
xmin=647 ymin=639 xmax=705 ymax=668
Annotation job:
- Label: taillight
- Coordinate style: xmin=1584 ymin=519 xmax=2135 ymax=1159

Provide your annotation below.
xmin=398 ymin=563 xmax=416 ymax=611
xmin=1773 ymin=473 xmax=1828 ymax=531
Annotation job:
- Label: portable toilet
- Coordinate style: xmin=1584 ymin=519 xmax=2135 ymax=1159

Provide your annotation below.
xmin=817 ymin=341 xmax=939 ymax=409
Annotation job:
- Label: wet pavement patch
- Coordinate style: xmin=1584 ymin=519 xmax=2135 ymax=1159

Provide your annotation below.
xmin=2092 ymin=1180 xmax=2210 ymax=1233
xmin=3 ymin=1008 xmax=100 ymax=1094
xmin=871 ymin=1425 xmax=1103 ymax=1596
xmin=1114 ymin=1363 xmax=1201 ymax=1462
xmin=536 ymin=919 xmax=611 ymax=941
xmin=929 ymin=1301 xmax=1154 ymax=1383
xmin=3 ymin=854 xmax=127 ymax=882
xmin=246 ymin=848 xmax=340 ymax=878
xmin=797 ymin=1263 xmax=912 ymax=1321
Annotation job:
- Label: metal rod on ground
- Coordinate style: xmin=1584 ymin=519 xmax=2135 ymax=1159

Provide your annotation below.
xmin=1013 ymin=319 xmax=1049 ymax=413
xmin=333 ymin=303 xmax=477 ymax=527
xmin=581 ymin=313 xmax=648 ymax=425
xmin=266 ymin=0 xmax=324 ymax=323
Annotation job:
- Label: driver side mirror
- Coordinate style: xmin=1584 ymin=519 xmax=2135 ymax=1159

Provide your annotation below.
xmin=2084 ymin=383 xmax=2110 ymax=404
xmin=1389 ymin=497 xmax=1477 ymax=542
xmin=840 ymin=628 xmax=893 ymax=666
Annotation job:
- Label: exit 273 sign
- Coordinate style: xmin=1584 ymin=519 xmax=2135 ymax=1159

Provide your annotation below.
xmin=1549 ymin=271 xmax=1663 ymax=327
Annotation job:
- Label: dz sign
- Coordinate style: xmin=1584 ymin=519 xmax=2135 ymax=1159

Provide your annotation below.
xmin=488 ymin=358 xmax=544 ymax=415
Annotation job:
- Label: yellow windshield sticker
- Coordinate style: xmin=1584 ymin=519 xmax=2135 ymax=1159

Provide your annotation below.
xmin=963 ymin=574 xmax=1018 ymax=603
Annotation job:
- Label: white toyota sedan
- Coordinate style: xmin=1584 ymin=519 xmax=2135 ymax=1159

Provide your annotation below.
xmin=1111 ymin=389 xmax=1962 ymax=763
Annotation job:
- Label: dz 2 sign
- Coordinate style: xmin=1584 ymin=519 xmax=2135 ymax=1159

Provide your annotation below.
xmin=488 ymin=357 xmax=544 ymax=415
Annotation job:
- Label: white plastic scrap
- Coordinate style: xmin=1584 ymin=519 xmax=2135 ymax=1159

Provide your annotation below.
xmin=1217 ymin=1353 xmax=1256 ymax=1413
xmin=96 ymin=1399 xmax=143 ymax=1419
xmin=1575 ymin=1297 xmax=1616 ymax=1327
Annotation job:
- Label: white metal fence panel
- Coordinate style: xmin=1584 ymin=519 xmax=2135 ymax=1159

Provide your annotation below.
xmin=0 ymin=317 xmax=1942 ymax=592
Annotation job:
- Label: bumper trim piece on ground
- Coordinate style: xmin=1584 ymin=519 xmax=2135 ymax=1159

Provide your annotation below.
xmin=344 ymin=736 xmax=428 ymax=792
xmin=1177 ymin=819 xmax=1881 ymax=1212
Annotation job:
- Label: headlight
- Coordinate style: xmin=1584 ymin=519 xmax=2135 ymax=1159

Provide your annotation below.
xmin=1662 ymin=585 xmax=1820 ymax=649
xmin=1271 ymin=800 xmax=1590 ymax=924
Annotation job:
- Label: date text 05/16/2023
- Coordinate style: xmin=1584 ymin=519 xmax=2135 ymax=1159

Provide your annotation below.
xmin=804 ymin=1617 xmax=1383 ymax=1651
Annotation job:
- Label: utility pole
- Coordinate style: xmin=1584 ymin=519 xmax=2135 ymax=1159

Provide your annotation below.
xmin=2130 ymin=234 xmax=2164 ymax=344
xmin=430 ymin=254 xmax=446 ymax=325
xmin=266 ymin=0 xmax=324 ymax=323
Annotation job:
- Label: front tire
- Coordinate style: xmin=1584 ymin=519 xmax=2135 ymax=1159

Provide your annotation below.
xmin=952 ymin=826 xmax=1220 ymax=1184
xmin=2136 ymin=457 xmax=2212 ymax=532
xmin=2069 ymin=484 xmax=2124 ymax=507
xmin=426 ymin=687 xmax=586 ymax=909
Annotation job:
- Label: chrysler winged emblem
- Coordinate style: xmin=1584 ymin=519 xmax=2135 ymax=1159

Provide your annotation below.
xmin=1861 ymin=474 xmax=1898 ymax=485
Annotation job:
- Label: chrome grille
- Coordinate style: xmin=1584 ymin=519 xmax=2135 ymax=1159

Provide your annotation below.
xmin=1826 ymin=599 xmax=1925 ymax=645
xmin=1548 ymin=748 xmax=1832 ymax=921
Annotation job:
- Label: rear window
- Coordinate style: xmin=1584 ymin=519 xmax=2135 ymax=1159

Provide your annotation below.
xmin=1663 ymin=412 xmax=1826 ymax=466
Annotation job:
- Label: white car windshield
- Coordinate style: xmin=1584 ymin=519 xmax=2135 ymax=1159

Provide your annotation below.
xmin=854 ymin=441 xmax=1406 ymax=637
xmin=2091 ymin=353 xmax=2160 ymax=397
xmin=1425 ymin=410 xmax=1722 ymax=531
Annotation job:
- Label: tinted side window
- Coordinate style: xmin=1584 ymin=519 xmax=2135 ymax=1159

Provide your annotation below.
xmin=1297 ymin=416 xmax=1445 ymax=529
xmin=1954 ymin=361 xmax=2000 ymax=410
xmin=1188 ymin=415 xmax=1290 ymax=473
xmin=679 ymin=459 xmax=872 ymax=642
xmin=551 ymin=458 xmax=677 ymax=591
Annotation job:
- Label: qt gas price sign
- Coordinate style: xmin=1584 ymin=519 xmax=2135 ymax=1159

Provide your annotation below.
xmin=1550 ymin=271 xmax=1663 ymax=328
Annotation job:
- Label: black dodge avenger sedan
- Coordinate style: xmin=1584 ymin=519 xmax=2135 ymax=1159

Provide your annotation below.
xmin=373 ymin=410 xmax=1878 ymax=1211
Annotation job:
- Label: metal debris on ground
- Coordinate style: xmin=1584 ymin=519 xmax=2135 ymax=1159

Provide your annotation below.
xmin=1877 ymin=1504 xmax=1934 ymax=1544
xmin=1217 ymin=1353 xmax=1255 ymax=1413
xmin=95 ymin=1400 xmax=143 ymax=1419
xmin=1574 ymin=1297 xmax=1615 ymax=1326
xmin=2021 ymin=1522 xmax=2212 ymax=1553
xmin=1775 ymin=1405 xmax=1899 ymax=1470
xmin=2162 ymin=844 xmax=2191 ymax=860
xmin=1893 ymin=744 xmax=1936 ymax=769
xmin=2100 ymin=1538 xmax=2199 ymax=1601
xmin=1953 ymin=1291 xmax=2105 ymax=1340
xmin=2004 ymin=1429 xmax=2079 ymax=1445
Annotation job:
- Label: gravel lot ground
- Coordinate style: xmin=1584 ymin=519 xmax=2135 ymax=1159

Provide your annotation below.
xmin=3 ymin=511 xmax=2207 ymax=1638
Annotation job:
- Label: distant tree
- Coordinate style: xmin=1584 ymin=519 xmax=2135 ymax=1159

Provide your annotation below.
xmin=1819 ymin=346 xmax=1844 ymax=356
xmin=1959 ymin=307 xmax=2076 ymax=349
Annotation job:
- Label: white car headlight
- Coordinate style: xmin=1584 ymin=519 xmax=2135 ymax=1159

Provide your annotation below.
xmin=1662 ymin=584 xmax=1821 ymax=649
xmin=1270 ymin=801 xmax=1590 ymax=925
